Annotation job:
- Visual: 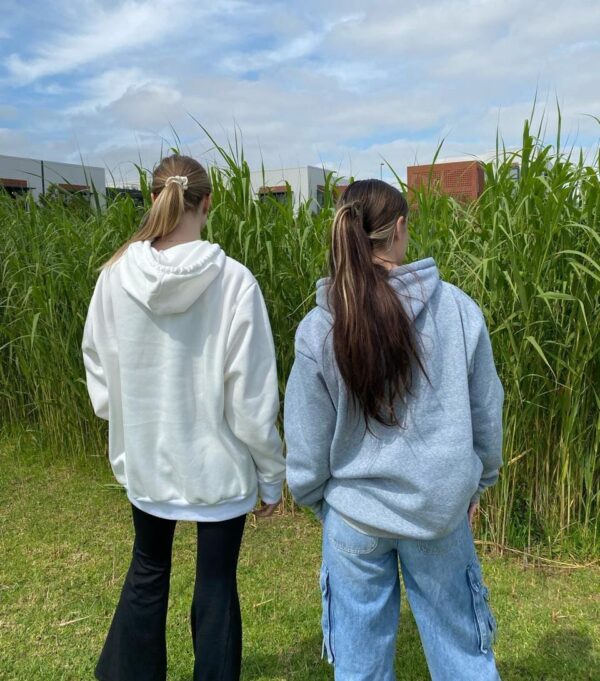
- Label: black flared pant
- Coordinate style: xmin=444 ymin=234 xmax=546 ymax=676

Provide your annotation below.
xmin=95 ymin=504 xmax=246 ymax=681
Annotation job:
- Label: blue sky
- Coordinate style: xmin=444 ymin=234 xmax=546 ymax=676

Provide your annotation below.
xmin=0 ymin=0 xmax=599 ymax=185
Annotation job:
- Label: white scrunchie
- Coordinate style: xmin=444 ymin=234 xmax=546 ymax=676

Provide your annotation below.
xmin=165 ymin=175 xmax=189 ymax=190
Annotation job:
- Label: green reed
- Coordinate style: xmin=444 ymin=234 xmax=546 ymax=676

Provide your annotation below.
xmin=0 ymin=117 xmax=598 ymax=556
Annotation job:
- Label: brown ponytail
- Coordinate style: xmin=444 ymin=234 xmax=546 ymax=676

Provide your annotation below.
xmin=329 ymin=179 xmax=425 ymax=427
xmin=104 ymin=155 xmax=211 ymax=267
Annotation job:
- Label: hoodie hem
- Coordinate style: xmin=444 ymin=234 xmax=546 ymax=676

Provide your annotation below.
xmin=128 ymin=490 xmax=257 ymax=521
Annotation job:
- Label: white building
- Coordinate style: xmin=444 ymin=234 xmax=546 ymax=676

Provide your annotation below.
xmin=249 ymin=165 xmax=348 ymax=212
xmin=0 ymin=154 xmax=106 ymax=202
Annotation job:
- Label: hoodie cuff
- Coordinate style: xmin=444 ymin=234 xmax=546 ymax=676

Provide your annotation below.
xmin=311 ymin=504 xmax=324 ymax=522
xmin=258 ymin=479 xmax=283 ymax=505
xmin=309 ymin=500 xmax=326 ymax=522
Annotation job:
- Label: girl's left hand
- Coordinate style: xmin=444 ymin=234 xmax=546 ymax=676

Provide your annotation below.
xmin=253 ymin=500 xmax=280 ymax=518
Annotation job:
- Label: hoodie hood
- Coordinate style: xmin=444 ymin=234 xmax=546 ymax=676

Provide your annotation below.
xmin=119 ymin=240 xmax=226 ymax=315
xmin=316 ymin=257 xmax=440 ymax=320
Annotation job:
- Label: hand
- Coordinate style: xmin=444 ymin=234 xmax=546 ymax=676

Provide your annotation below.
xmin=253 ymin=500 xmax=280 ymax=518
xmin=467 ymin=501 xmax=479 ymax=527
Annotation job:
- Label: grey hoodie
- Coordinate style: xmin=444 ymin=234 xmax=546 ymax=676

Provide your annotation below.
xmin=284 ymin=257 xmax=504 ymax=540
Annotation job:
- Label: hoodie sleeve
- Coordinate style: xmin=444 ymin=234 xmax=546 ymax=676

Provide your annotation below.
xmin=82 ymin=271 xmax=110 ymax=420
xmin=468 ymin=314 xmax=504 ymax=504
xmin=224 ymin=283 xmax=285 ymax=504
xmin=284 ymin=326 xmax=336 ymax=519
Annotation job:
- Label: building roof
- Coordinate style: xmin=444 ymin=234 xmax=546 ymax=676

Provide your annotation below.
xmin=0 ymin=153 xmax=104 ymax=172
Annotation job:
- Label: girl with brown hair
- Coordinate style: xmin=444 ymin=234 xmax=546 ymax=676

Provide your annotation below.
xmin=285 ymin=179 xmax=503 ymax=680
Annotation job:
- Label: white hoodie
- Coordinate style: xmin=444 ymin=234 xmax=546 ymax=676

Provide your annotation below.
xmin=82 ymin=239 xmax=285 ymax=521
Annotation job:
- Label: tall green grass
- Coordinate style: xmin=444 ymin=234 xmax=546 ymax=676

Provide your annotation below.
xmin=0 ymin=118 xmax=598 ymax=557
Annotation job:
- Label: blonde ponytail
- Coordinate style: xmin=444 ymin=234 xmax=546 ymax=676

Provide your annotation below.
xmin=103 ymin=155 xmax=211 ymax=268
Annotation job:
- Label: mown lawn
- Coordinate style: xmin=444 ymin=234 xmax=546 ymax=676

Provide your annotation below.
xmin=1 ymin=440 xmax=598 ymax=680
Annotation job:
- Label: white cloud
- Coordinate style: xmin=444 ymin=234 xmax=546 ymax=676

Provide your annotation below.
xmin=5 ymin=1 xmax=184 ymax=83
xmin=33 ymin=83 xmax=68 ymax=95
xmin=1 ymin=0 xmax=598 ymax=184
xmin=65 ymin=68 xmax=150 ymax=114
xmin=221 ymin=14 xmax=359 ymax=74
xmin=222 ymin=31 xmax=323 ymax=73
xmin=315 ymin=60 xmax=388 ymax=93
xmin=0 ymin=127 xmax=36 ymax=156
xmin=105 ymin=82 xmax=184 ymax=129
xmin=3 ymin=0 xmax=251 ymax=84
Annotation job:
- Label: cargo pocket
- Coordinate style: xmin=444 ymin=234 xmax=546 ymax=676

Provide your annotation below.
xmin=467 ymin=561 xmax=498 ymax=654
xmin=320 ymin=564 xmax=335 ymax=664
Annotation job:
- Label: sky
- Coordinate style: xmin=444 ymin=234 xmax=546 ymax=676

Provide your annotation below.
xmin=0 ymin=0 xmax=599 ymax=186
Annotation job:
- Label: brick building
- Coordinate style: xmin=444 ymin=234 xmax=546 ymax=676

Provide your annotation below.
xmin=407 ymin=154 xmax=521 ymax=202
xmin=407 ymin=159 xmax=485 ymax=202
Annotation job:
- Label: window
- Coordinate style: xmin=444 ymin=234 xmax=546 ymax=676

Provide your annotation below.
xmin=0 ymin=178 xmax=30 ymax=198
xmin=333 ymin=184 xmax=349 ymax=201
xmin=258 ymin=185 xmax=290 ymax=204
xmin=106 ymin=186 xmax=145 ymax=206
xmin=316 ymin=184 xmax=348 ymax=209
xmin=43 ymin=183 xmax=92 ymax=209
xmin=316 ymin=185 xmax=325 ymax=208
xmin=57 ymin=183 xmax=91 ymax=200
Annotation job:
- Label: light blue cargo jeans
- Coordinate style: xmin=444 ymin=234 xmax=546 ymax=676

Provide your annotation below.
xmin=320 ymin=506 xmax=500 ymax=680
